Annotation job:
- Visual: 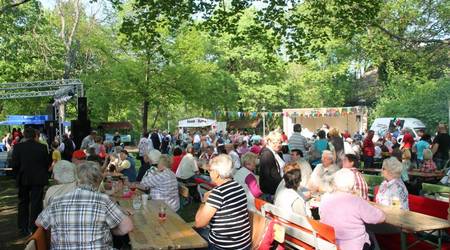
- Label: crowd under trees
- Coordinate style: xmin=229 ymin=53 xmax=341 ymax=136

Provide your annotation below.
xmin=0 ymin=0 xmax=448 ymax=135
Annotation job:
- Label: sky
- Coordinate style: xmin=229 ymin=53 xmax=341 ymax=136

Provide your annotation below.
xmin=39 ymin=0 xmax=111 ymax=16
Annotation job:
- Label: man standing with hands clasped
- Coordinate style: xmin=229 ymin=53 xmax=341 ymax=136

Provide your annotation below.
xmin=11 ymin=128 xmax=50 ymax=236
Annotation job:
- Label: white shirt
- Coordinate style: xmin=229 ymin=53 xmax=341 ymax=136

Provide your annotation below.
xmin=298 ymin=159 xmax=313 ymax=188
xmin=229 ymin=150 xmax=241 ymax=170
xmin=176 ymin=153 xmax=199 ymax=180
xmin=308 ymin=163 xmax=339 ymax=193
xmin=193 ymin=134 xmax=201 ymax=143
xmin=267 ymin=146 xmax=285 ymax=176
xmin=374 ymin=146 xmax=382 ymax=159
xmin=234 ymin=167 xmax=256 ymax=210
xmin=274 ymin=188 xmax=308 ymax=216
xmin=138 ymin=137 xmax=149 ymax=157
xmin=80 ymin=135 xmax=95 ymax=150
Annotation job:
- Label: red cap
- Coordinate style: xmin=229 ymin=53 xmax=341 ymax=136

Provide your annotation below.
xmin=72 ymin=150 xmax=87 ymax=160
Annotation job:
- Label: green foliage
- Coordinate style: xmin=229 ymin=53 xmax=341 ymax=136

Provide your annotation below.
xmin=0 ymin=0 xmax=448 ymax=135
xmin=372 ymin=74 xmax=450 ymax=130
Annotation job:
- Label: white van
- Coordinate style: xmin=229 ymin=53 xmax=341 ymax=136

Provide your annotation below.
xmin=370 ymin=117 xmax=426 ymax=142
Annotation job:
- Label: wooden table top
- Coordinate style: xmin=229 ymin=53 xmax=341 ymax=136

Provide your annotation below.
xmin=408 ymin=170 xmax=445 ymax=178
xmin=358 ymin=168 xmax=382 ymax=174
xmin=118 ymin=198 xmax=207 ymax=250
xmin=371 ymin=202 xmax=450 ymax=232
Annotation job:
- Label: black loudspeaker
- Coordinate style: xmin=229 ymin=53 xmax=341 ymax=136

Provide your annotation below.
xmin=77 ymin=97 xmax=88 ymax=121
xmin=45 ymin=120 xmax=57 ymax=144
xmin=71 ymin=119 xmax=91 ymax=149
xmin=46 ymin=104 xmax=55 ymax=120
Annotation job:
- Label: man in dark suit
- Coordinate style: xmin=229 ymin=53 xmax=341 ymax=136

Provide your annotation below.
xmin=11 ymin=128 xmax=50 ymax=236
xmin=150 ymin=129 xmax=161 ymax=151
xmin=259 ymin=131 xmax=284 ymax=197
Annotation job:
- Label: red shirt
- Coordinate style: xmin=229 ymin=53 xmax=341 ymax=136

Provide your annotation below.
xmin=402 ymin=132 xmax=414 ymax=149
xmin=343 ymin=131 xmax=351 ymax=139
xmin=171 ymin=155 xmax=184 ymax=173
xmin=250 ymin=145 xmax=262 ymax=155
xmin=281 ymin=134 xmax=288 ymax=143
xmin=363 ymin=137 xmax=375 ymax=157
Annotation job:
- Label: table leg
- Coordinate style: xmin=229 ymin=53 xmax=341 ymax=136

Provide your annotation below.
xmin=401 ymin=231 xmax=407 ymax=250
xmin=438 ymin=230 xmax=442 ymax=250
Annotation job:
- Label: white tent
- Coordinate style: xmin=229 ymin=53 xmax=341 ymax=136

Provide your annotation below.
xmin=178 ymin=117 xmax=217 ymax=128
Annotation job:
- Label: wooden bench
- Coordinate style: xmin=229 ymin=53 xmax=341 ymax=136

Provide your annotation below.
xmin=257 ymin=202 xmax=337 ymax=250
xmin=421 ymin=182 xmax=450 ymax=202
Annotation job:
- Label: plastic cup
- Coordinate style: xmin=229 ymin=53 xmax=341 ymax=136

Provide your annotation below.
xmin=141 ymin=194 xmax=149 ymax=206
xmin=132 ymin=196 xmax=142 ymax=210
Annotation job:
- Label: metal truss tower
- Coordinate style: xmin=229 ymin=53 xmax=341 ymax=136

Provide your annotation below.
xmin=0 ymin=79 xmax=84 ymax=139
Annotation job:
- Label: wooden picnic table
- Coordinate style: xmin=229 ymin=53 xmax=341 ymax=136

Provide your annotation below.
xmin=408 ymin=170 xmax=445 ymax=179
xmin=358 ymin=168 xmax=382 ymax=174
xmin=118 ymin=198 xmax=207 ymax=250
xmin=371 ymin=202 xmax=450 ymax=250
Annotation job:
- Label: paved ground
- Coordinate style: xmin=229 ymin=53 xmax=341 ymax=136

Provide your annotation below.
xmin=0 ymin=176 xmax=27 ymax=250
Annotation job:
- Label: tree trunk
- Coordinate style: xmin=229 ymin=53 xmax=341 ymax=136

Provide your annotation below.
xmin=151 ymin=105 xmax=161 ymax=129
xmin=142 ymin=100 xmax=149 ymax=134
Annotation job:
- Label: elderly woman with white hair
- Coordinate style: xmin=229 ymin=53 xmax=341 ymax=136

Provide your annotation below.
xmin=234 ymin=152 xmax=262 ymax=209
xmin=194 ymin=154 xmax=251 ymax=250
xmin=320 ymin=169 xmax=385 ymax=250
xmin=375 ymin=157 xmax=409 ymax=210
xmin=43 ymin=160 xmax=76 ymax=208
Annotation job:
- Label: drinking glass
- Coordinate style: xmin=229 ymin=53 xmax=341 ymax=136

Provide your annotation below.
xmin=391 ymin=196 xmax=401 ymax=208
xmin=158 ymin=205 xmax=167 ymax=221
xmin=132 ymin=196 xmax=142 ymax=210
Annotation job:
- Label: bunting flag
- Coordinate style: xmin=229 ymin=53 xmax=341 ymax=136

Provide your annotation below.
xmin=284 ymin=106 xmax=366 ymax=119
xmin=211 ymin=110 xmax=283 ymax=119
xmin=211 ymin=106 xmax=366 ymax=119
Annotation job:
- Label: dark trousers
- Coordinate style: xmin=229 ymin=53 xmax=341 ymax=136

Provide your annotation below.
xmin=364 ymin=155 xmax=374 ymax=168
xmin=136 ymin=162 xmax=151 ymax=182
xmin=18 ymin=185 xmax=44 ymax=231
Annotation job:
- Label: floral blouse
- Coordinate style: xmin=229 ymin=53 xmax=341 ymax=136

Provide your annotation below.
xmin=376 ymin=178 xmax=409 ymax=210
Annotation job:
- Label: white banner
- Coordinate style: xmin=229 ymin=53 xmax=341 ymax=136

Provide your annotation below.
xmin=178 ymin=117 xmax=217 ymax=128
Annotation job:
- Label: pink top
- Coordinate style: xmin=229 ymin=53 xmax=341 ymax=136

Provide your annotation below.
xmin=250 ymin=145 xmax=262 ymax=155
xmin=320 ymin=192 xmax=385 ymax=250
xmin=245 ymin=174 xmax=263 ymax=198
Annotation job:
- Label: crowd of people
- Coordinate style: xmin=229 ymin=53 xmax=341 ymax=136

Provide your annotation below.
xmin=6 ymin=121 xmax=450 ymax=249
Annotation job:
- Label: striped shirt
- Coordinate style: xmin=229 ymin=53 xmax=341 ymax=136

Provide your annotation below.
xmin=37 ymin=186 xmax=125 ymax=250
xmin=350 ymin=168 xmax=369 ymax=200
xmin=206 ymin=180 xmax=251 ymax=249
xmin=141 ymin=169 xmax=180 ymax=211
xmin=288 ymin=132 xmax=309 ymax=157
